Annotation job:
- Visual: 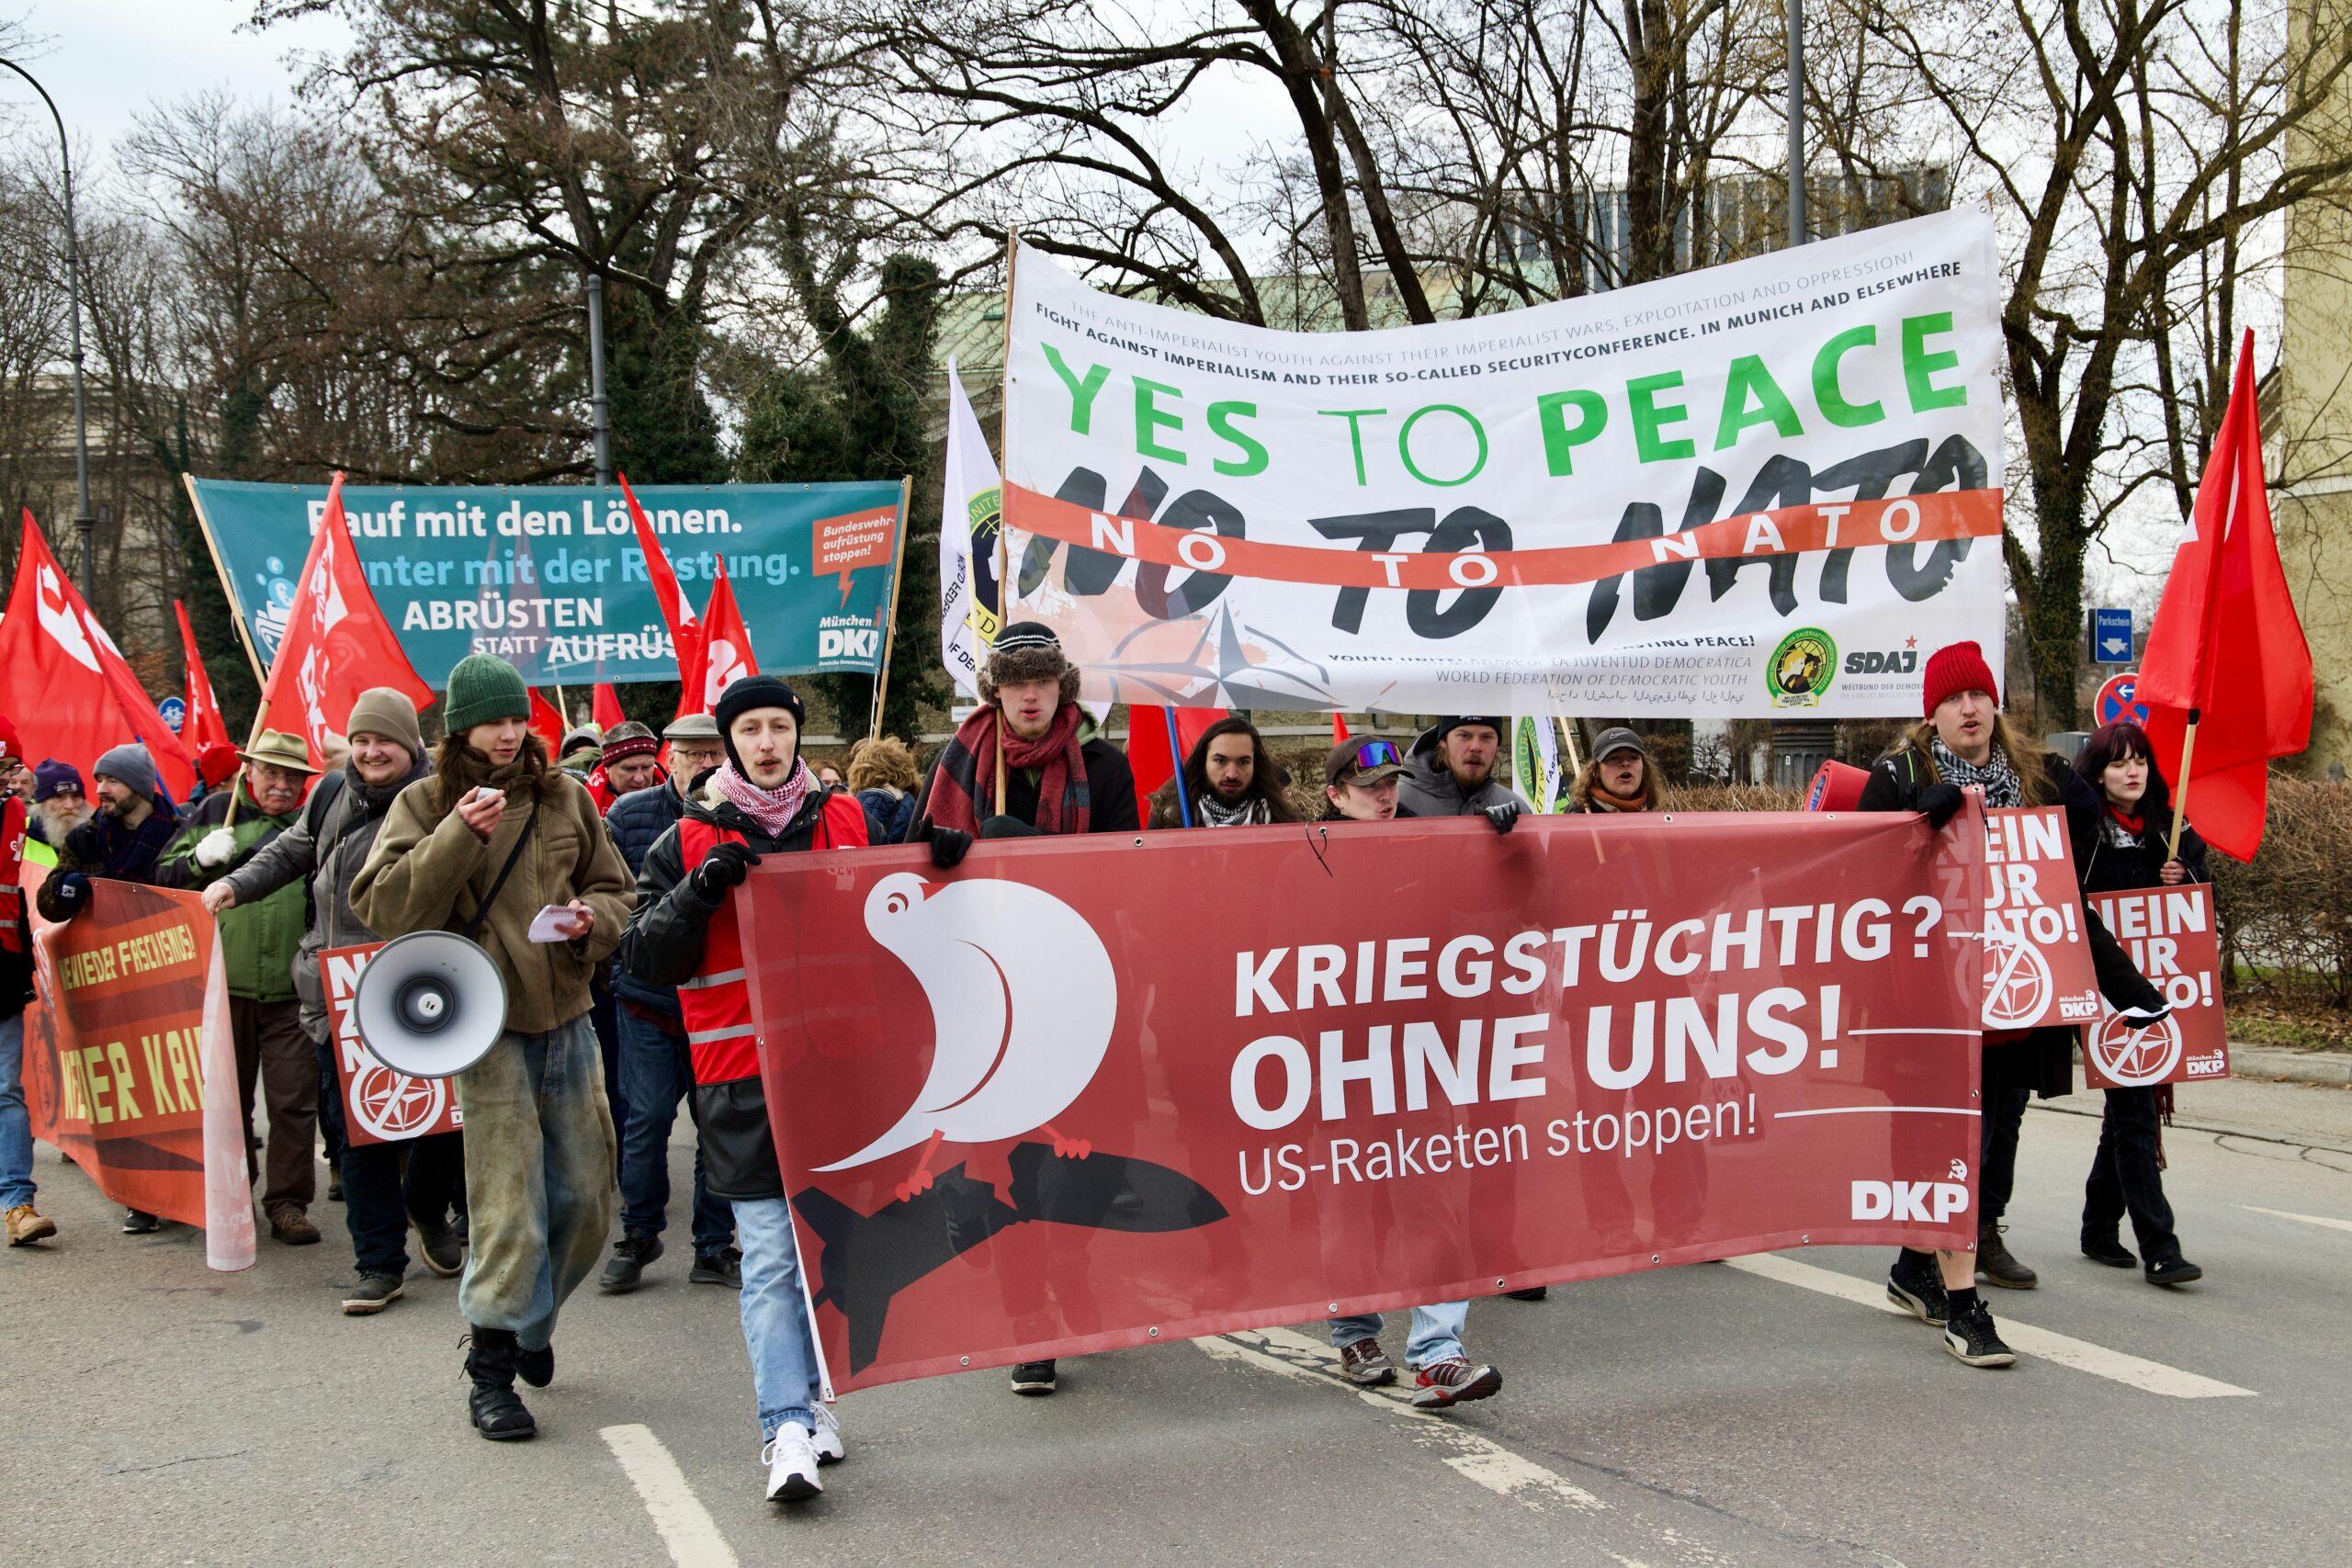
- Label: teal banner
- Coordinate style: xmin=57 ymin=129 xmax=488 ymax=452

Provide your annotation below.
xmin=188 ymin=479 xmax=906 ymax=688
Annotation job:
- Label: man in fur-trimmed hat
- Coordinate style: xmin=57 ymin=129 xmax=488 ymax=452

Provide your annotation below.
xmin=908 ymin=621 xmax=1139 ymax=869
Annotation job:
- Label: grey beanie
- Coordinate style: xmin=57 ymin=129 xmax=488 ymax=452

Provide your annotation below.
xmin=94 ymin=743 xmax=159 ymax=801
xmin=345 ymin=687 xmax=426 ymax=759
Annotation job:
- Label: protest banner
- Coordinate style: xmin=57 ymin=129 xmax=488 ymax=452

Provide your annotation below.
xmin=2081 ymin=886 xmax=2229 ymax=1089
xmin=20 ymin=878 xmax=255 ymax=1269
xmin=1981 ymin=807 xmax=2101 ymax=1032
xmin=320 ymin=944 xmax=465 ymax=1146
xmin=1000 ymin=211 xmax=2004 ymax=717
xmin=742 ymin=806 xmax=1987 ymax=1395
xmin=185 ymin=478 xmax=907 ymax=687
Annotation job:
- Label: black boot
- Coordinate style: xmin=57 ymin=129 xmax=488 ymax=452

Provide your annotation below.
xmin=517 ymin=1341 xmax=554 ymax=1389
xmin=1976 ymin=1221 xmax=2038 ymax=1289
xmin=465 ymin=1326 xmax=537 ymax=1440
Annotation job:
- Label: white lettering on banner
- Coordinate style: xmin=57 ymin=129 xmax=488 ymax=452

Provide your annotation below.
xmin=1004 ymin=211 xmax=2007 ymax=717
xmin=1851 ymin=1179 xmax=1970 ymax=1223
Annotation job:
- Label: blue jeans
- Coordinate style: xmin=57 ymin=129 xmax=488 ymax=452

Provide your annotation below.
xmin=1329 ymin=1300 xmax=1469 ymax=1369
xmin=616 ymin=1008 xmax=731 ymax=1255
xmin=733 ymin=1196 xmax=821 ymax=1439
xmin=452 ymin=1018 xmax=616 ymax=1350
xmin=0 ymin=1012 xmax=34 ymax=1210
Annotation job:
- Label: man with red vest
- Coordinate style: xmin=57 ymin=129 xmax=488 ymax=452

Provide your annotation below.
xmin=619 ymin=674 xmax=867 ymax=1506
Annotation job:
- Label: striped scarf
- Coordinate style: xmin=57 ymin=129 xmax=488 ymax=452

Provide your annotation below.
xmin=922 ymin=703 xmax=1089 ymax=836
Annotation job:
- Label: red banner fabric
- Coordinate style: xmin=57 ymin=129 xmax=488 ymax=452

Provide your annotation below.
xmin=174 ymin=600 xmax=234 ymax=751
xmin=1979 ymin=807 xmax=2100 ymax=1032
xmin=20 ymin=877 xmax=255 ymax=1268
xmin=320 ymin=944 xmax=466 ymax=1145
xmin=741 ymin=806 xmax=1988 ymax=1395
xmin=2080 ymin=886 xmax=2229 ymax=1089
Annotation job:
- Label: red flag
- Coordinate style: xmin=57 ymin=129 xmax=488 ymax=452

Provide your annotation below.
xmin=255 ymin=473 xmax=434 ymax=767
xmin=2137 ymin=332 xmax=2313 ymax=862
xmin=529 ymin=689 xmax=569 ymax=752
xmin=618 ymin=473 xmax=705 ymax=715
xmin=593 ymin=682 xmax=626 ymax=731
xmin=1332 ymin=712 xmax=1351 ymax=743
xmin=682 ymin=561 xmax=759 ymax=716
xmin=1126 ymin=705 xmax=1229 ymax=811
xmin=174 ymin=600 xmax=234 ymax=751
xmin=0 ymin=510 xmax=197 ymax=802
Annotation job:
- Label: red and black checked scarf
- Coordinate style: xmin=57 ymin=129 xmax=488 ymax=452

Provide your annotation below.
xmin=925 ymin=702 xmax=1090 ymax=836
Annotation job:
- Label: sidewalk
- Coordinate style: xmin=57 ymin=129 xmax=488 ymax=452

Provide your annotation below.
xmin=2229 ymin=1043 xmax=2352 ymax=1089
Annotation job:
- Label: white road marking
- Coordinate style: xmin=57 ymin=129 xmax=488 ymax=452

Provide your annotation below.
xmin=1195 ymin=1325 xmax=1607 ymax=1513
xmin=1723 ymin=1253 xmax=2256 ymax=1400
xmin=600 ymin=1424 xmax=741 ymax=1567
xmin=2242 ymin=1204 xmax=2352 ymax=1235
xmin=1772 ymin=1106 xmax=1981 ymax=1119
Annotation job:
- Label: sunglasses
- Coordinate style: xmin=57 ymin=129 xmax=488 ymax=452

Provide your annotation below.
xmin=1349 ymin=740 xmax=1402 ymax=770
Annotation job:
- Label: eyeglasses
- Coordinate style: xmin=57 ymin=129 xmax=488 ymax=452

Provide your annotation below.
xmin=1350 ymin=740 xmax=1402 ymax=770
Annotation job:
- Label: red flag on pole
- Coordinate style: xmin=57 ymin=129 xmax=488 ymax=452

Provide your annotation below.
xmin=592 ymin=682 xmax=626 ymax=731
xmin=174 ymin=600 xmax=233 ymax=751
xmin=529 ymin=688 xmax=569 ymax=752
xmin=255 ymin=473 xmax=434 ymax=767
xmin=681 ymin=561 xmax=759 ymax=716
xmin=0 ymin=510 xmax=197 ymax=803
xmin=1332 ymin=712 xmax=1351 ymax=743
xmin=618 ymin=472 xmax=705 ymax=718
xmin=2136 ymin=330 xmax=2313 ymax=862
xmin=1126 ymin=705 xmax=1229 ymax=809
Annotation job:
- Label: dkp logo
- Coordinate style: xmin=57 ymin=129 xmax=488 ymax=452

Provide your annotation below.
xmin=820 ymin=626 xmax=880 ymax=660
xmin=1851 ymin=1180 xmax=1970 ymax=1224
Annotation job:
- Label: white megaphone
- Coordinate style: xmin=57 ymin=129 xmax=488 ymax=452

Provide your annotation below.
xmin=352 ymin=931 xmax=508 ymax=1079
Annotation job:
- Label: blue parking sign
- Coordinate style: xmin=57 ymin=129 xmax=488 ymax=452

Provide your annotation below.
xmin=2090 ymin=607 xmax=2133 ymax=664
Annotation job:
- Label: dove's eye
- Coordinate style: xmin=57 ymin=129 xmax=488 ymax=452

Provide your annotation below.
xmin=884 ymin=893 xmax=910 ymax=915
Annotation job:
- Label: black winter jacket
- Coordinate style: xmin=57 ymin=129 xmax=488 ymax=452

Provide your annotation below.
xmin=1859 ymin=741 xmax=2163 ymax=1098
xmin=617 ymin=784 xmax=865 ymax=1201
xmin=605 ymin=779 xmax=692 ymax=1019
xmin=908 ymin=736 xmax=1141 ymax=839
xmin=2078 ymin=807 xmax=2209 ymax=897
xmin=35 ymin=795 xmax=179 ymax=922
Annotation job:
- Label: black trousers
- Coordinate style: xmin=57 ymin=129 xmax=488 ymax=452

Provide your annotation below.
xmin=2082 ymin=1087 xmax=2178 ymax=1263
xmin=342 ymin=1130 xmax=467 ymax=1278
xmin=1978 ymin=1084 xmax=2030 ymax=1224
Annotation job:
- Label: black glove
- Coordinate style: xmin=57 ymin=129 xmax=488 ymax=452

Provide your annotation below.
xmin=54 ymin=872 xmax=90 ymax=908
xmin=1483 ymin=800 xmax=1521 ymax=834
xmin=1919 ymin=782 xmax=1966 ymax=829
xmin=929 ymin=827 xmax=973 ymax=870
xmin=689 ymin=841 xmax=760 ymax=900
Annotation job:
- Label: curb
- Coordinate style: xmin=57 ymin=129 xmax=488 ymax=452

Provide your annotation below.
xmin=2228 ymin=1044 xmax=2352 ymax=1089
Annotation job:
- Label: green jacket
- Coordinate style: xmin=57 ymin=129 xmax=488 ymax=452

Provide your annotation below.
xmin=159 ymin=784 xmax=305 ymax=1003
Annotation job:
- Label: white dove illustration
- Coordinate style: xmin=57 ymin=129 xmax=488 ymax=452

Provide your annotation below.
xmin=817 ymin=871 xmax=1119 ymax=1199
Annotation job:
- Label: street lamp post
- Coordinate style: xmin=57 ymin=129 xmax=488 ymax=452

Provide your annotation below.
xmin=1786 ymin=0 xmax=1806 ymax=248
xmin=0 ymin=58 xmax=96 ymax=601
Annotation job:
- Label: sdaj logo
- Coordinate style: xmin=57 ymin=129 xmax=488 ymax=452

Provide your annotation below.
xmin=1767 ymin=627 xmax=1837 ymax=708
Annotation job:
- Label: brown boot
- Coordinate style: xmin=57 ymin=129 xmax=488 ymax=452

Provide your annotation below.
xmin=267 ymin=1204 xmax=322 ymax=1246
xmin=1976 ymin=1221 xmax=2037 ymax=1289
xmin=6 ymin=1204 xmax=56 ymax=1246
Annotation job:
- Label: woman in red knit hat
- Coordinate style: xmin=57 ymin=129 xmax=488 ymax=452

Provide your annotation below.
xmin=1856 ymin=641 xmax=2169 ymax=1368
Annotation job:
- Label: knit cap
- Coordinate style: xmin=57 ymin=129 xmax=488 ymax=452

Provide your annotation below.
xmin=94 ymin=743 xmax=159 ymax=800
xmin=345 ymin=687 xmax=426 ymax=758
xmin=443 ymin=654 xmax=530 ymax=734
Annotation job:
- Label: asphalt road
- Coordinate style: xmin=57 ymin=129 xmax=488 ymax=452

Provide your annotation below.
xmin=5 ymin=1070 xmax=2346 ymax=1567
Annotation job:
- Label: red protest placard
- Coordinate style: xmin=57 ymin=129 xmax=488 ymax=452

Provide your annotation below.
xmin=1980 ymin=807 xmax=2101 ymax=1032
xmin=2081 ymin=886 xmax=2229 ymax=1088
xmin=743 ymin=806 xmax=1988 ymax=1395
xmin=321 ymin=944 xmax=464 ymax=1145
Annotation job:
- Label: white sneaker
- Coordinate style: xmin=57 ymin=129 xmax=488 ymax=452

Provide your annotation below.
xmin=762 ymin=1425 xmax=821 ymax=1503
xmin=810 ymin=1404 xmax=845 ymax=1466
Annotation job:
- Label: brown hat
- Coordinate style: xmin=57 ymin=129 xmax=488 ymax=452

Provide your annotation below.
xmin=240 ymin=729 xmax=321 ymax=776
xmin=345 ymin=688 xmax=425 ymax=757
xmin=1325 ymin=736 xmax=1410 ymax=788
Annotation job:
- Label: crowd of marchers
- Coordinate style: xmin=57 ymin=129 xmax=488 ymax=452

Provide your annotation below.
xmin=0 ymin=630 xmax=2209 ymax=1508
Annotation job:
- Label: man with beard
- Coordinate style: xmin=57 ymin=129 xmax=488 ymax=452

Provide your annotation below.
xmin=907 ymin=621 xmax=1139 ymax=1396
xmin=206 ymin=690 xmax=467 ymax=1314
xmin=1398 ymin=716 xmax=1531 ymax=826
xmin=27 ymin=761 xmax=93 ymax=855
xmin=40 ymin=744 xmax=187 ymax=1234
xmin=621 ymin=675 xmax=870 ymax=1503
xmin=162 ymin=730 xmax=326 ymax=1247
xmin=354 ymin=654 xmax=633 ymax=1441
xmin=1146 ymin=716 xmax=1302 ymax=828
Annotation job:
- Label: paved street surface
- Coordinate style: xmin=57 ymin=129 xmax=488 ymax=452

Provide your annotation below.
xmin=6 ymin=1070 xmax=2346 ymax=1567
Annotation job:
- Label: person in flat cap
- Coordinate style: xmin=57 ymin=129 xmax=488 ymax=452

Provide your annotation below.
xmin=159 ymin=729 xmax=326 ymax=1246
xmin=1570 ymin=728 xmax=1662 ymax=813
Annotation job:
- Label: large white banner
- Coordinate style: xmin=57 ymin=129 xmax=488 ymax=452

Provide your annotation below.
xmin=1001 ymin=211 xmax=2004 ymax=716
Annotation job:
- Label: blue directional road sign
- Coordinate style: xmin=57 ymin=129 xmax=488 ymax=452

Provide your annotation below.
xmin=2090 ymin=607 xmax=2134 ymax=665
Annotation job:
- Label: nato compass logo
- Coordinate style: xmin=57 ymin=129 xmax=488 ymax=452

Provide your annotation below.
xmin=1767 ymin=627 xmax=1837 ymax=709
xmin=253 ymin=556 xmax=298 ymax=658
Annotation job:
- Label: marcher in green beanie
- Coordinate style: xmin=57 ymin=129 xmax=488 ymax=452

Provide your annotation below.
xmin=444 ymin=654 xmax=531 ymax=734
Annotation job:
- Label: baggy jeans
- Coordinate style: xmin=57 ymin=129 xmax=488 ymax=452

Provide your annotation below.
xmin=732 ymin=1195 xmax=822 ymax=1439
xmin=1329 ymin=1300 xmax=1469 ymax=1369
xmin=453 ymin=1017 xmax=615 ymax=1349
